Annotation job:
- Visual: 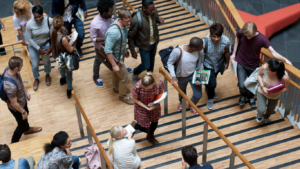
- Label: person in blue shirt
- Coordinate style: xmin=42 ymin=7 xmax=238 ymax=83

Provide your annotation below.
xmin=0 ymin=144 xmax=35 ymax=169
xmin=181 ymin=145 xmax=213 ymax=169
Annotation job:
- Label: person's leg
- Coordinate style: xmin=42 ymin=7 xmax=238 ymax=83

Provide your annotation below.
xmin=135 ymin=123 xmax=150 ymax=133
xmin=237 ymin=63 xmax=249 ymax=97
xmin=10 ymin=103 xmax=30 ymax=143
xmin=66 ymin=68 xmax=73 ymax=90
xmin=264 ymin=98 xmax=279 ymax=120
xmin=189 ymin=75 xmax=203 ymax=105
xmin=112 ymin=71 xmax=119 ymax=90
xmin=0 ymin=32 xmax=5 ymax=55
xmin=40 ymin=43 xmax=52 ymax=75
xmin=256 ymin=92 xmax=267 ymax=122
xmin=93 ymin=48 xmax=102 ymax=79
xmin=204 ymin=67 xmax=217 ymax=99
xmin=28 ymin=45 xmax=41 ymax=79
xmin=147 ymin=44 xmax=157 ymax=72
xmin=244 ymin=67 xmax=256 ymax=99
xmin=116 ymin=63 xmax=130 ymax=96
xmin=177 ymin=77 xmax=189 ymax=102
xmin=149 ymin=122 xmax=158 ymax=134
xmin=72 ymin=155 xmax=80 ymax=169
xmin=133 ymin=47 xmax=151 ymax=76
xmin=26 ymin=156 xmax=35 ymax=169
xmin=73 ymin=17 xmax=85 ymax=56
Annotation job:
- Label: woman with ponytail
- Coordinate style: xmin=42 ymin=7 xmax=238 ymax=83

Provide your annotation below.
xmin=131 ymin=72 xmax=164 ymax=145
xmin=37 ymin=131 xmax=80 ymax=169
xmin=107 ymin=125 xmax=141 ymax=169
xmin=50 ymin=15 xmax=77 ymax=98
xmin=256 ymin=59 xmax=290 ymax=123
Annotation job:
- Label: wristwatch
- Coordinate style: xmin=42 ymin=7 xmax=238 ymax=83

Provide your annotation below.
xmin=261 ymin=86 xmax=265 ymax=90
xmin=22 ymin=111 xmax=26 ymax=115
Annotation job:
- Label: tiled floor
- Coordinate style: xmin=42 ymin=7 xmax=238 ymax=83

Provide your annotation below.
xmin=0 ymin=0 xmax=299 ymax=68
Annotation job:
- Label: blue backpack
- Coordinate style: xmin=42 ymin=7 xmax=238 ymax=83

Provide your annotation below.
xmin=0 ymin=68 xmax=18 ymax=102
xmin=159 ymin=46 xmax=182 ymax=73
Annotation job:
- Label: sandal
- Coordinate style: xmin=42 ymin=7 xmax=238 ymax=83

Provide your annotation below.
xmin=119 ymin=96 xmax=134 ymax=105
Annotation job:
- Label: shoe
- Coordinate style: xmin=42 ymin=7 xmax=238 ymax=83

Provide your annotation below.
xmin=207 ymin=99 xmax=214 ymax=110
xmin=256 ymin=112 xmax=262 ymax=123
xmin=93 ymin=77 xmax=104 ymax=88
xmin=214 ymin=93 xmax=218 ymax=99
xmin=113 ymin=88 xmax=131 ymax=93
xmin=33 ymin=79 xmax=39 ymax=91
xmin=132 ymin=74 xmax=139 ymax=85
xmin=125 ymin=65 xmax=133 ymax=73
xmin=239 ymin=96 xmax=246 ymax=105
xmin=119 ymin=96 xmax=134 ymax=105
xmin=249 ymin=98 xmax=256 ymax=108
xmin=188 ymin=104 xmax=198 ymax=115
xmin=264 ymin=118 xmax=269 ymax=124
xmin=146 ymin=133 xmax=159 ymax=145
xmin=67 ymin=89 xmax=72 ymax=99
xmin=24 ymin=127 xmax=42 ymax=135
xmin=76 ymin=47 xmax=83 ymax=58
xmin=45 ymin=74 xmax=51 ymax=86
xmin=60 ymin=77 xmax=66 ymax=85
xmin=177 ymin=102 xmax=182 ymax=111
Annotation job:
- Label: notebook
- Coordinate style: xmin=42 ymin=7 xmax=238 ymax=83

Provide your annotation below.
xmin=267 ymin=82 xmax=284 ymax=93
xmin=69 ymin=31 xmax=78 ymax=46
xmin=192 ymin=70 xmax=210 ymax=84
xmin=125 ymin=124 xmax=136 ymax=137
xmin=151 ymin=92 xmax=168 ymax=105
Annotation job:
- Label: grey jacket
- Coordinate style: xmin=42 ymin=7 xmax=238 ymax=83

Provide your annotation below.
xmin=244 ymin=67 xmax=267 ymax=95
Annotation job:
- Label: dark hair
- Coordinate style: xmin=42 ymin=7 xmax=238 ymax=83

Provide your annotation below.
xmin=51 ymin=15 xmax=64 ymax=58
xmin=97 ymin=0 xmax=114 ymax=14
xmin=181 ymin=145 xmax=198 ymax=166
xmin=0 ymin=144 xmax=11 ymax=163
xmin=267 ymin=59 xmax=285 ymax=80
xmin=142 ymin=0 xmax=154 ymax=7
xmin=44 ymin=131 xmax=69 ymax=154
xmin=8 ymin=56 xmax=23 ymax=70
xmin=189 ymin=37 xmax=203 ymax=48
xmin=210 ymin=23 xmax=224 ymax=37
xmin=32 ymin=5 xmax=43 ymax=15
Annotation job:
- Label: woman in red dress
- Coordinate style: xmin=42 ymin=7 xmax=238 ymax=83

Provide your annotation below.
xmin=131 ymin=72 xmax=164 ymax=145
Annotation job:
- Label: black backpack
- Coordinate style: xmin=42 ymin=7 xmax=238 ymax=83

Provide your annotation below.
xmin=159 ymin=46 xmax=182 ymax=73
xmin=131 ymin=9 xmax=143 ymax=29
xmin=0 ymin=68 xmax=18 ymax=102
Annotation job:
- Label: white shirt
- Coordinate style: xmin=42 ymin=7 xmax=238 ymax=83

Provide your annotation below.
xmin=180 ymin=45 xmax=200 ymax=77
xmin=63 ymin=0 xmax=73 ymax=22
xmin=13 ymin=12 xmax=34 ymax=32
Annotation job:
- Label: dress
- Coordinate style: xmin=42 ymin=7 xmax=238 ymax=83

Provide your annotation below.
xmin=132 ymin=79 xmax=164 ymax=128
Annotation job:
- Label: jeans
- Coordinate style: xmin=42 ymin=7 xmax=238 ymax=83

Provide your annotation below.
xmin=204 ymin=66 xmax=220 ymax=99
xmin=0 ymin=31 xmax=5 ymax=54
xmin=178 ymin=74 xmax=202 ymax=104
xmin=60 ymin=67 xmax=73 ymax=90
xmin=93 ymin=48 xmax=102 ymax=79
xmin=237 ymin=63 xmax=256 ymax=99
xmin=112 ymin=61 xmax=129 ymax=96
xmin=9 ymin=102 xmax=30 ymax=143
xmin=257 ymin=91 xmax=278 ymax=119
xmin=72 ymin=156 xmax=80 ymax=169
xmin=28 ymin=42 xmax=51 ymax=79
xmin=133 ymin=43 xmax=157 ymax=75
xmin=136 ymin=122 xmax=158 ymax=134
xmin=64 ymin=17 xmax=85 ymax=50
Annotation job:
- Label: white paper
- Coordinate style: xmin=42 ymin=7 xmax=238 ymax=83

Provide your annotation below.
xmin=69 ymin=31 xmax=78 ymax=46
xmin=76 ymin=7 xmax=85 ymax=22
xmin=151 ymin=91 xmax=168 ymax=105
xmin=231 ymin=59 xmax=237 ymax=76
xmin=125 ymin=124 xmax=136 ymax=137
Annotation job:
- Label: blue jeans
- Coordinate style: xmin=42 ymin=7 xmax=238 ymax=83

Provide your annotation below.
xmin=237 ymin=63 xmax=256 ymax=99
xmin=204 ymin=66 xmax=220 ymax=99
xmin=60 ymin=67 xmax=73 ymax=90
xmin=178 ymin=74 xmax=202 ymax=104
xmin=28 ymin=42 xmax=51 ymax=79
xmin=93 ymin=47 xmax=102 ymax=79
xmin=133 ymin=43 xmax=157 ymax=75
xmin=72 ymin=155 xmax=80 ymax=169
xmin=64 ymin=17 xmax=85 ymax=50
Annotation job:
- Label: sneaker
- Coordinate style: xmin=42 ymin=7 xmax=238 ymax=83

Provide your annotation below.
xmin=76 ymin=47 xmax=83 ymax=58
xmin=60 ymin=77 xmax=66 ymax=85
xmin=207 ymin=99 xmax=214 ymax=110
xmin=188 ymin=104 xmax=198 ymax=115
xmin=125 ymin=65 xmax=133 ymax=73
xmin=177 ymin=102 xmax=182 ymax=111
xmin=67 ymin=89 xmax=72 ymax=99
xmin=132 ymin=74 xmax=139 ymax=85
xmin=214 ymin=93 xmax=218 ymax=99
xmin=264 ymin=118 xmax=269 ymax=124
xmin=249 ymin=98 xmax=256 ymax=108
xmin=119 ymin=96 xmax=134 ymax=105
xmin=93 ymin=77 xmax=104 ymax=88
xmin=256 ymin=112 xmax=262 ymax=123
xmin=239 ymin=96 xmax=246 ymax=105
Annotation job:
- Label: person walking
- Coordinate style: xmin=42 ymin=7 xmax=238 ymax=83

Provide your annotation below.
xmin=0 ymin=18 xmax=5 ymax=55
xmin=3 ymin=56 xmax=42 ymax=143
xmin=128 ymin=0 xmax=164 ymax=85
xmin=26 ymin=5 xmax=52 ymax=91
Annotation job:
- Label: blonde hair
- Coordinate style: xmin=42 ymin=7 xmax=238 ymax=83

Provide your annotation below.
xmin=13 ymin=0 xmax=33 ymax=20
xmin=118 ymin=7 xmax=131 ymax=19
xmin=141 ymin=72 xmax=159 ymax=87
xmin=108 ymin=125 xmax=121 ymax=155
xmin=242 ymin=22 xmax=257 ymax=35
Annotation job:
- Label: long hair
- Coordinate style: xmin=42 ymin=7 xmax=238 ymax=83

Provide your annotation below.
xmin=108 ymin=126 xmax=121 ymax=155
xmin=141 ymin=72 xmax=159 ymax=87
xmin=13 ymin=0 xmax=33 ymax=20
xmin=44 ymin=131 xmax=69 ymax=154
xmin=51 ymin=15 xmax=64 ymax=58
xmin=267 ymin=59 xmax=285 ymax=81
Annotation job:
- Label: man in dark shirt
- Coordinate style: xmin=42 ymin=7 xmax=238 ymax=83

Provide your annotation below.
xmin=230 ymin=22 xmax=291 ymax=107
xmin=181 ymin=145 xmax=213 ymax=169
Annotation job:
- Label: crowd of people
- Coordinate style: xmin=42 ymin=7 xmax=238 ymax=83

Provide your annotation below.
xmin=0 ymin=0 xmax=294 ymax=168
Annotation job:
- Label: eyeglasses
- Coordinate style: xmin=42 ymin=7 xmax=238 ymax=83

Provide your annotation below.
xmin=121 ymin=19 xmax=131 ymax=23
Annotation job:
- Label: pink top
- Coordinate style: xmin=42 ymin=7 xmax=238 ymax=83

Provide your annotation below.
xmin=257 ymin=67 xmax=282 ymax=99
xmin=89 ymin=14 xmax=114 ymax=50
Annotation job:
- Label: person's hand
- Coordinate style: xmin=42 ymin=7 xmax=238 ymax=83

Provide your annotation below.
xmin=285 ymin=59 xmax=292 ymax=65
xmin=1 ymin=22 xmax=5 ymax=31
xmin=68 ymin=33 xmax=74 ymax=39
xmin=171 ymin=77 xmax=178 ymax=84
xmin=61 ymin=26 xmax=69 ymax=35
xmin=45 ymin=47 xmax=52 ymax=55
xmin=230 ymin=54 xmax=235 ymax=64
xmin=21 ymin=40 xmax=28 ymax=46
xmin=146 ymin=104 xmax=159 ymax=111
xmin=158 ymin=17 xmax=164 ymax=24
xmin=132 ymin=52 xmax=137 ymax=59
xmin=127 ymin=131 xmax=133 ymax=140
xmin=39 ymin=48 xmax=46 ymax=55
xmin=125 ymin=50 xmax=129 ymax=58
xmin=112 ymin=65 xmax=120 ymax=72
xmin=195 ymin=81 xmax=201 ymax=85
xmin=26 ymin=92 xmax=31 ymax=101
xmin=262 ymin=87 xmax=268 ymax=94
xmin=225 ymin=63 xmax=229 ymax=69
xmin=43 ymin=13 xmax=48 ymax=17
xmin=22 ymin=111 xmax=28 ymax=120
xmin=181 ymin=157 xmax=187 ymax=169
xmin=84 ymin=12 xmax=88 ymax=20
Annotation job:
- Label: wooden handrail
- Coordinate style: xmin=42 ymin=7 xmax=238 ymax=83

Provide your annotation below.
xmin=121 ymin=0 xmax=136 ymax=12
xmin=159 ymin=67 xmax=255 ymax=169
xmin=0 ymin=41 xmax=22 ymax=48
xmin=72 ymin=91 xmax=113 ymax=169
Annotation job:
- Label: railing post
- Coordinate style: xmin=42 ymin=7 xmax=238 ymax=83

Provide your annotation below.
xmin=164 ymin=77 xmax=168 ymax=115
xmin=100 ymin=152 xmax=107 ymax=169
xmin=182 ymin=98 xmax=186 ymax=137
xmin=87 ymin=126 xmax=93 ymax=146
xmin=75 ymin=103 xmax=84 ymax=138
xmin=202 ymin=122 xmax=208 ymax=163
xmin=284 ymin=76 xmax=296 ymax=118
xmin=113 ymin=0 xmax=117 ymax=19
xmin=229 ymin=151 xmax=236 ymax=169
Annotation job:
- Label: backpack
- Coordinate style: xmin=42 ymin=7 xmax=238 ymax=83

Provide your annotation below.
xmin=159 ymin=46 xmax=182 ymax=73
xmin=131 ymin=9 xmax=143 ymax=29
xmin=0 ymin=68 xmax=18 ymax=102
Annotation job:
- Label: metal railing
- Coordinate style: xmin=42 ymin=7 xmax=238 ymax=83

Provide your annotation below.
xmin=72 ymin=91 xmax=113 ymax=169
xmin=176 ymin=0 xmax=300 ymax=129
xmin=160 ymin=67 xmax=254 ymax=169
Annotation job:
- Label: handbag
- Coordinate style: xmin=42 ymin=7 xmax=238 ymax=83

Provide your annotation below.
xmin=244 ymin=67 xmax=267 ymax=95
xmin=96 ymin=24 xmax=123 ymax=71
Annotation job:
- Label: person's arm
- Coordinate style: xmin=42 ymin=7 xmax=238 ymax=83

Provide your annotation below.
xmin=90 ymin=26 xmax=105 ymax=43
xmin=9 ymin=97 xmax=27 ymax=117
xmin=267 ymin=72 xmax=290 ymax=97
xmin=62 ymin=36 xmax=76 ymax=53
xmin=230 ymin=37 xmax=239 ymax=62
xmin=167 ymin=48 xmax=180 ymax=83
xmin=17 ymin=29 xmax=27 ymax=45
xmin=51 ymin=0 xmax=58 ymax=17
xmin=128 ymin=17 xmax=138 ymax=57
xmin=224 ymin=47 xmax=230 ymax=69
xmin=257 ymin=64 xmax=268 ymax=94
xmin=155 ymin=8 xmax=164 ymax=24
xmin=80 ymin=0 xmax=88 ymax=19
xmin=104 ymin=31 xmax=119 ymax=71
xmin=0 ymin=18 xmax=5 ymax=31
xmin=25 ymin=23 xmax=41 ymax=51
xmin=132 ymin=94 xmax=157 ymax=111
xmin=268 ymin=46 xmax=292 ymax=65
